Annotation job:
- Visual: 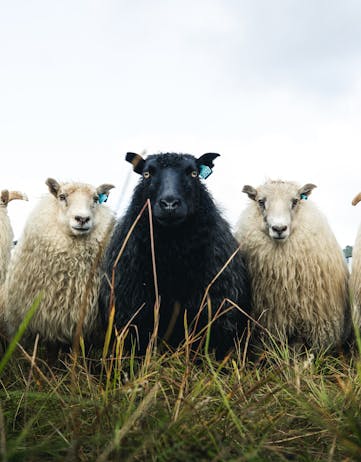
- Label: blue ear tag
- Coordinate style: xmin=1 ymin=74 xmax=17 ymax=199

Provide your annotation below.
xmin=199 ymin=164 xmax=212 ymax=180
xmin=98 ymin=193 xmax=108 ymax=204
xmin=300 ymin=193 xmax=308 ymax=200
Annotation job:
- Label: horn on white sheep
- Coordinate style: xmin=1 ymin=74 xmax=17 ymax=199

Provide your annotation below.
xmin=1 ymin=190 xmax=28 ymax=206
xmin=352 ymin=192 xmax=361 ymax=206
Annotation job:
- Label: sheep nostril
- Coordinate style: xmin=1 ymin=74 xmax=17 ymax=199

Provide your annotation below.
xmin=271 ymin=225 xmax=287 ymax=234
xmin=159 ymin=198 xmax=181 ymax=210
xmin=75 ymin=216 xmax=90 ymax=225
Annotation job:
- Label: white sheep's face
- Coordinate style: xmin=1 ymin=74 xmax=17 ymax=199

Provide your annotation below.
xmin=46 ymin=179 xmax=114 ymax=237
xmin=243 ymin=181 xmax=317 ymax=242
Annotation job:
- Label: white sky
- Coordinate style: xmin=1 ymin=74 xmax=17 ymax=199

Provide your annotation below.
xmin=1 ymin=0 xmax=361 ymax=248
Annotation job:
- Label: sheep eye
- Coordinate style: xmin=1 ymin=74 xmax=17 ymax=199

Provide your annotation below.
xmin=59 ymin=194 xmax=67 ymax=202
xmin=291 ymin=198 xmax=299 ymax=209
xmin=94 ymin=196 xmax=99 ymax=204
xmin=143 ymin=171 xmax=151 ymax=179
xmin=191 ymin=170 xmax=198 ymax=178
xmin=258 ymin=199 xmax=265 ymax=209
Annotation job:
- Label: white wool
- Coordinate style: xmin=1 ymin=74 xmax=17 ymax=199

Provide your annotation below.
xmin=4 ymin=181 xmax=115 ymax=345
xmin=236 ymin=180 xmax=350 ymax=350
xmin=350 ymin=196 xmax=361 ymax=327
xmin=0 ymin=206 xmax=13 ymax=286
xmin=0 ymin=190 xmax=27 ymax=285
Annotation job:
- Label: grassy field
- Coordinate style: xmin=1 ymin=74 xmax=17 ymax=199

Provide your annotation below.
xmin=1 ymin=325 xmax=361 ymax=462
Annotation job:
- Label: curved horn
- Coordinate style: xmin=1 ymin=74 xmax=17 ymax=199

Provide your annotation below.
xmin=352 ymin=192 xmax=361 ymax=206
xmin=8 ymin=191 xmax=28 ymax=202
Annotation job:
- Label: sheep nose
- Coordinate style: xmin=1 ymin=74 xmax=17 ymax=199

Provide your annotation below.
xmin=75 ymin=215 xmax=90 ymax=226
xmin=272 ymin=225 xmax=287 ymax=235
xmin=159 ymin=198 xmax=181 ymax=211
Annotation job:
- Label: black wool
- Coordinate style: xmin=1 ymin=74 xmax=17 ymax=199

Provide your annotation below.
xmin=99 ymin=152 xmax=251 ymax=358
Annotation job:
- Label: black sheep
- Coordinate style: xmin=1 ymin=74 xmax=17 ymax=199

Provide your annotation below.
xmin=99 ymin=152 xmax=251 ymax=358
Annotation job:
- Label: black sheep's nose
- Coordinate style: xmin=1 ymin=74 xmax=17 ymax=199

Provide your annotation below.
xmin=271 ymin=225 xmax=287 ymax=235
xmin=159 ymin=198 xmax=181 ymax=211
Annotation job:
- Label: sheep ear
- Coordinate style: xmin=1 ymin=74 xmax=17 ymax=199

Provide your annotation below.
xmin=196 ymin=153 xmax=220 ymax=169
xmin=96 ymin=184 xmax=115 ymax=203
xmin=97 ymin=184 xmax=115 ymax=196
xmin=242 ymin=185 xmax=258 ymax=200
xmin=352 ymin=192 xmax=361 ymax=206
xmin=298 ymin=183 xmax=317 ymax=200
xmin=126 ymin=152 xmax=145 ymax=174
xmin=8 ymin=191 xmax=28 ymax=203
xmin=0 ymin=190 xmax=9 ymax=206
xmin=46 ymin=178 xmax=61 ymax=197
xmin=196 ymin=153 xmax=220 ymax=179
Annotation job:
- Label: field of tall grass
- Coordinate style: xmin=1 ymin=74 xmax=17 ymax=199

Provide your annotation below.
xmin=1 ymin=194 xmax=359 ymax=461
xmin=1 ymin=318 xmax=361 ymax=462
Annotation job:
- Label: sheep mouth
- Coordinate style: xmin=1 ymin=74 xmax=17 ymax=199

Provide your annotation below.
xmin=272 ymin=235 xmax=288 ymax=241
xmin=156 ymin=217 xmax=186 ymax=227
xmin=72 ymin=226 xmax=91 ymax=234
xmin=153 ymin=207 xmax=187 ymax=227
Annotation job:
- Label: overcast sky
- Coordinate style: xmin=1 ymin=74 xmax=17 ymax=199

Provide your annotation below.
xmin=1 ymin=0 xmax=361 ymax=248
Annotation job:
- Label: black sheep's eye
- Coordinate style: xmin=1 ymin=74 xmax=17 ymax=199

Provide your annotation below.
xmin=291 ymin=198 xmax=299 ymax=209
xmin=258 ymin=199 xmax=265 ymax=209
xmin=59 ymin=194 xmax=67 ymax=202
xmin=191 ymin=170 xmax=198 ymax=178
xmin=143 ymin=171 xmax=151 ymax=179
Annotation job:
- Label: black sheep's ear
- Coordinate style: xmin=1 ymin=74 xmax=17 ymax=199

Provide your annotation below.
xmin=196 ymin=153 xmax=220 ymax=169
xmin=125 ymin=152 xmax=145 ymax=175
xmin=196 ymin=153 xmax=220 ymax=179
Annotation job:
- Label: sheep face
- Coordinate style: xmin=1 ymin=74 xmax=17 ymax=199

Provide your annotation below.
xmin=243 ymin=181 xmax=316 ymax=241
xmin=125 ymin=152 xmax=219 ymax=227
xmin=46 ymin=178 xmax=114 ymax=237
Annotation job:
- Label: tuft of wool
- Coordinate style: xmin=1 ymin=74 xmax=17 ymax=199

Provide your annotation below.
xmin=350 ymin=226 xmax=361 ymax=327
xmin=0 ymin=208 xmax=13 ymax=285
xmin=0 ymin=190 xmax=27 ymax=284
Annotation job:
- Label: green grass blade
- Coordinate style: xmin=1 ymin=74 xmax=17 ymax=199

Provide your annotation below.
xmin=0 ymin=294 xmax=41 ymax=376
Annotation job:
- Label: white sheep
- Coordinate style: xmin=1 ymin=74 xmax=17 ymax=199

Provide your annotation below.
xmin=350 ymin=192 xmax=361 ymax=328
xmin=235 ymin=180 xmax=350 ymax=351
xmin=4 ymin=178 xmax=115 ymax=347
xmin=0 ymin=190 xmax=28 ymax=284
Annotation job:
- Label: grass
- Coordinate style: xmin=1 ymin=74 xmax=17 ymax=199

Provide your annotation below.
xmin=1 ymin=334 xmax=361 ymax=462
xmin=1 ymin=191 xmax=358 ymax=461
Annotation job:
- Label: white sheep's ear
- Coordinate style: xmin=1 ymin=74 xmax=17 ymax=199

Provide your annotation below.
xmin=242 ymin=185 xmax=258 ymax=201
xmin=352 ymin=192 xmax=361 ymax=206
xmin=126 ymin=152 xmax=145 ymax=174
xmin=298 ymin=183 xmax=317 ymax=200
xmin=46 ymin=178 xmax=61 ymax=197
xmin=96 ymin=184 xmax=115 ymax=204
xmin=97 ymin=184 xmax=115 ymax=195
